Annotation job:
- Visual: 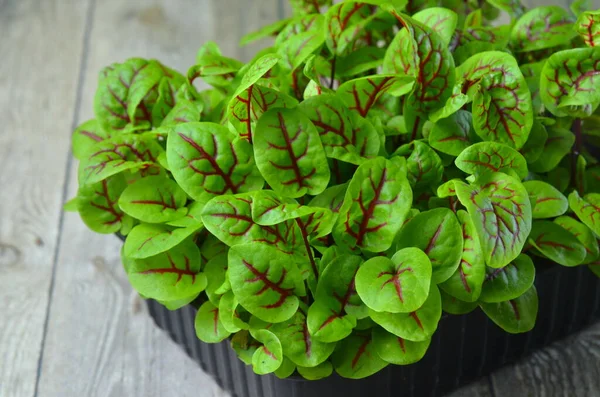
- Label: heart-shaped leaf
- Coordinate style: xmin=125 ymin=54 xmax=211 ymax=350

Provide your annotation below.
xmin=254 ymin=108 xmax=330 ymax=198
xmin=331 ymin=331 xmax=388 ymax=379
xmin=412 ymin=7 xmax=458 ymax=46
xmin=369 ymin=285 xmax=442 ymax=342
xmin=228 ymin=243 xmax=302 ymax=323
xmin=229 ymin=84 xmax=298 ymax=143
xmin=396 ymin=208 xmax=463 ymax=284
xmin=307 ymin=254 xmax=364 ymax=343
xmin=356 ymin=247 xmax=432 ymax=313
xmin=297 ymin=361 xmax=334 ymax=380
xmin=76 ymin=174 xmax=131 ymax=234
xmin=454 ymin=172 xmax=532 ymax=268
xmin=334 ymin=157 xmax=412 ymax=253
xmin=555 ymin=216 xmax=600 ymax=264
xmin=123 ymin=223 xmax=202 ymax=259
xmin=528 ymin=220 xmax=586 ymax=267
xmin=540 ymin=47 xmax=600 ymax=118
xmin=428 ymin=110 xmax=472 ymax=156
xmin=480 ymin=285 xmax=538 ymax=334
xmin=269 ymin=307 xmax=336 ymax=367
xmin=569 ymin=191 xmax=600 ymax=237
xmin=479 ymin=254 xmax=535 ymax=303
xmin=510 ymin=6 xmax=576 ymax=53
xmin=372 ymin=326 xmax=431 ymax=365
xmin=455 ymin=142 xmax=528 ymax=180
xmin=118 ymin=176 xmax=188 ymax=223
xmin=298 ymin=94 xmax=380 ymax=164
xmin=523 ymin=180 xmax=568 ymax=219
xmin=167 ymin=122 xmax=263 ymax=203
xmin=439 ymin=210 xmax=485 ymax=302
xmin=394 ymin=141 xmax=444 ymax=189
xmin=576 ymin=11 xmax=600 ymax=47
xmin=125 ymin=239 xmax=207 ymax=301
xmin=251 ymin=329 xmax=284 ymax=375
xmin=195 ymin=300 xmax=231 ymax=343
xmin=80 ymin=134 xmax=162 ymax=185
xmin=457 ymin=51 xmax=533 ymax=149
xmin=72 ymin=119 xmax=110 ymax=160
xmin=528 ymin=126 xmax=575 ymax=173
xmin=337 ymin=75 xmax=415 ymax=118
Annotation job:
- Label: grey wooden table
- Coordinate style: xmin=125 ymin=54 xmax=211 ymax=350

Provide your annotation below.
xmin=1 ymin=0 xmax=600 ymax=396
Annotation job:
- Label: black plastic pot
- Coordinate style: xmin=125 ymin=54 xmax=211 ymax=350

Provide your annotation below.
xmin=145 ymin=262 xmax=600 ymax=397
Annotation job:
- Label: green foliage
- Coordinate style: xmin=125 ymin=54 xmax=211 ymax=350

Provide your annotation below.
xmin=69 ymin=0 xmax=600 ymax=380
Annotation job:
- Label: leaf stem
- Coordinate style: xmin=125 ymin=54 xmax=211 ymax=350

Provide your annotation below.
xmin=329 ymin=56 xmax=337 ymax=90
xmin=571 ymin=118 xmax=583 ymax=193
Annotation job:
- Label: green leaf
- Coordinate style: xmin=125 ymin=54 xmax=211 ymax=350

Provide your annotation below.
xmin=123 ymin=223 xmax=202 ymax=259
xmin=372 ymin=326 xmax=431 ymax=365
xmin=510 ymin=7 xmax=576 ymax=52
xmin=80 ymin=134 xmax=162 ymax=185
xmin=456 ymin=142 xmax=528 ymax=180
xmin=234 ymin=54 xmax=281 ymax=97
xmin=269 ymin=307 xmax=336 ymax=367
xmin=75 ymin=174 xmax=131 ymax=234
xmin=307 ymin=254 xmax=365 ymax=343
xmin=396 ymin=208 xmax=463 ymax=284
xmin=439 ymin=210 xmax=486 ymax=302
xmin=334 ymin=157 xmax=412 ymax=253
xmin=452 ymin=26 xmax=511 ymax=66
xmin=167 ymin=122 xmax=263 ymax=203
xmin=228 ymin=243 xmax=302 ymax=323
xmin=356 ymin=247 xmax=432 ymax=313
xmin=231 ymin=330 xmax=259 ymax=365
xmin=94 ymin=58 xmax=155 ymax=132
xmin=428 ymin=110 xmax=472 ymax=156
xmin=571 ymin=0 xmax=591 ymax=17
xmin=228 ymin=84 xmax=298 ymax=143
xmin=195 ymin=301 xmax=231 ymax=343
xmin=219 ymin=290 xmax=249 ymax=333
xmin=254 ymin=108 xmax=330 ymax=198
xmin=160 ymin=99 xmax=203 ymax=127
xmin=456 ymin=51 xmax=533 ymax=149
xmin=336 ymin=47 xmax=386 ymax=78
xmin=440 ymin=289 xmax=478 ymax=314
xmin=297 ymin=361 xmax=333 ymax=380
xmin=555 ymin=216 xmax=600 ymax=265
xmin=454 ymin=172 xmax=532 ymax=268
xmin=240 ymin=19 xmax=291 ymax=46
xmin=251 ymin=329 xmax=284 ymax=375
xmin=72 ymin=119 xmax=110 ymax=160
xmin=480 ymin=285 xmax=538 ymax=333
xmin=528 ymin=126 xmax=575 ymax=173
xmin=125 ymin=239 xmax=207 ymax=301
xmin=369 ymin=285 xmax=442 ymax=342
xmin=298 ymin=94 xmax=380 ymax=164
xmin=528 ymin=220 xmax=587 ymax=267
xmin=520 ymin=62 xmax=545 ymax=115
xmin=576 ymin=11 xmax=600 ymax=47
xmin=325 ymin=3 xmax=371 ymax=56
xmin=395 ymin=141 xmax=444 ymax=189
xmin=523 ymin=180 xmax=568 ymax=219
xmin=569 ymin=191 xmax=600 ymax=237
xmin=480 ymin=254 xmax=535 ymax=303
xmin=275 ymin=357 xmax=297 ymax=379
xmin=412 ymin=7 xmax=458 ymax=47
xmin=332 ymin=331 xmax=388 ymax=379
xmin=337 ymin=75 xmax=415 ymax=118
xmin=118 ymin=176 xmax=187 ymax=223
xmin=519 ymin=119 xmax=548 ymax=163
xmin=309 ymin=183 xmax=348 ymax=214
xmin=188 ymin=54 xmax=242 ymax=89
xmin=540 ymin=47 xmax=600 ymax=118
xmin=486 ymin=0 xmax=526 ymax=18
xmin=204 ymin=253 xmax=228 ymax=305
xmin=278 ymin=15 xmax=326 ymax=70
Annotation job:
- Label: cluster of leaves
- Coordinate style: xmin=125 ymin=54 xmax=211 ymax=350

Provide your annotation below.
xmin=67 ymin=0 xmax=600 ymax=381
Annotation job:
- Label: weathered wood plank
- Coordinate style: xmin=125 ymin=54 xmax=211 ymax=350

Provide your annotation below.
xmin=0 ymin=1 xmax=89 ymax=396
xmin=491 ymin=322 xmax=600 ymax=397
xmin=35 ymin=1 xmax=278 ymax=396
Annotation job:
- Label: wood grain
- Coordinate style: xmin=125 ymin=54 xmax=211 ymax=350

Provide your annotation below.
xmin=0 ymin=1 xmax=89 ymax=396
xmin=34 ymin=0 xmax=278 ymax=396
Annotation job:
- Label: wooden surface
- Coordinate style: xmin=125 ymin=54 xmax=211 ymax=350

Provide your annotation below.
xmin=0 ymin=0 xmax=599 ymax=396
